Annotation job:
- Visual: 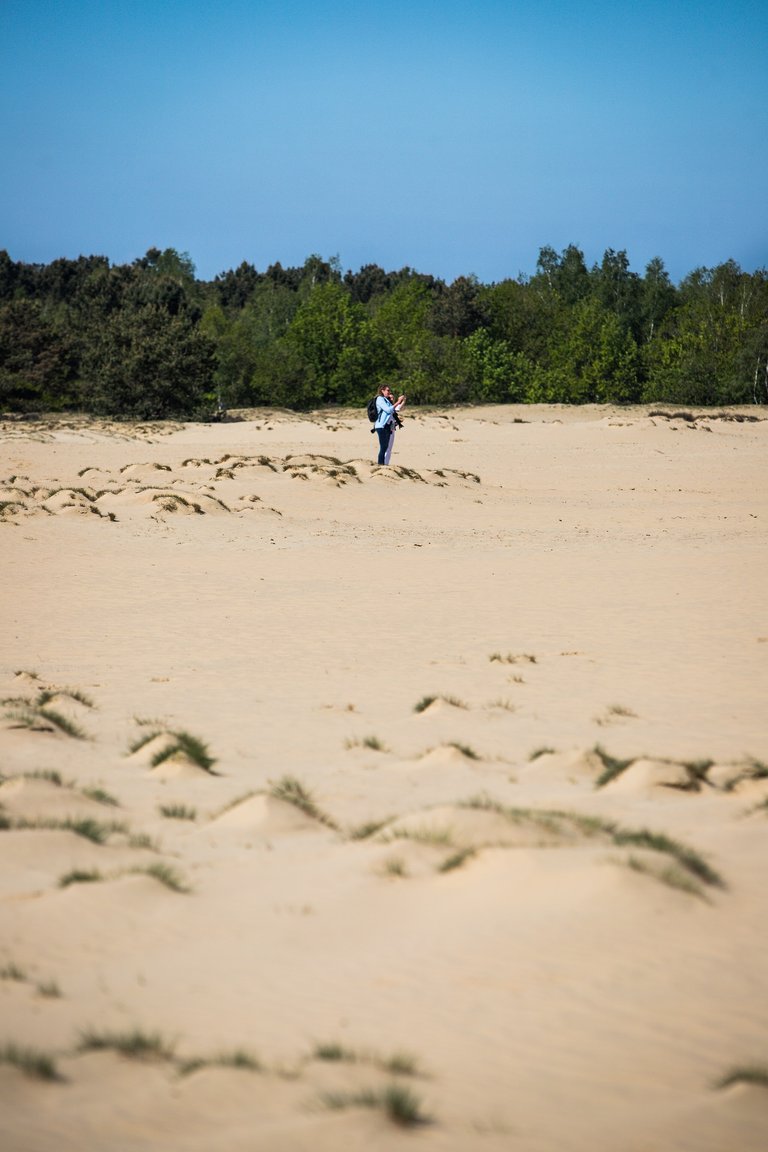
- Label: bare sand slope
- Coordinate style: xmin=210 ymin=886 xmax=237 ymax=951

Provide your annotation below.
xmin=0 ymin=404 xmax=767 ymax=1151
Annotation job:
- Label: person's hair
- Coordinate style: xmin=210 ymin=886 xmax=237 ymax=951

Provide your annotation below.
xmin=377 ymin=384 xmax=390 ymax=397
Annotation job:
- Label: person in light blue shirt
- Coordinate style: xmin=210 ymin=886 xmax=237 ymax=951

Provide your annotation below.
xmin=374 ymin=384 xmax=406 ymax=465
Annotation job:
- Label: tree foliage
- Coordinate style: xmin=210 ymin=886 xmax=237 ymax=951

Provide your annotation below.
xmin=0 ymin=244 xmax=766 ymax=417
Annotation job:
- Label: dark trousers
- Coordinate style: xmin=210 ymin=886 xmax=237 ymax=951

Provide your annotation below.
xmin=376 ymin=424 xmax=392 ymax=465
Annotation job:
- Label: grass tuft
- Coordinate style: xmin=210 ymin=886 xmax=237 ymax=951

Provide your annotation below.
xmin=346 ymin=818 xmax=392 ymax=840
xmin=150 ymin=729 xmax=218 ymax=773
xmin=214 ymin=1049 xmax=262 ymax=1071
xmin=81 ymin=786 xmax=119 ymax=807
xmin=78 ymin=1027 xmax=176 ymax=1061
xmin=592 ymin=744 xmax=635 ymax=787
xmin=528 ymin=746 xmax=555 ymax=761
xmin=59 ymin=869 xmax=104 ymax=887
xmin=1 ymin=962 xmax=27 ymax=981
xmin=135 ymin=863 xmax=189 ymax=893
xmin=438 ymin=847 xmax=477 ymax=873
xmin=345 ymin=734 xmax=389 ymax=752
xmin=413 ymin=694 xmax=467 ymax=713
xmin=36 ymin=980 xmax=63 ymax=998
xmin=715 ymin=1064 xmax=768 ymax=1090
xmin=159 ymin=803 xmax=197 ymax=821
xmin=490 ymin=652 xmax=537 ymax=665
xmin=313 ymin=1041 xmax=358 ymax=1063
xmin=269 ymin=776 xmax=338 ymax=829
xmin=0 ymin=1043 xmax=63 ymax=1082
xmin=322 ymin=1083 xmax=430 ymax=1127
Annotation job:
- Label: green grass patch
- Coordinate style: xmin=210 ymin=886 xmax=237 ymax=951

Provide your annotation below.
xmin=413 ymin=694 xmax=467 ymax=713
xmin=715 ymin=1064 xmax=768 ymax=1090
xmin=59 ymin=869 xmax=104 ymax=887
xmin=269 ymin=776 xmax=338 ymax=829
xmin=36 ymin=980 xmax=62 ymax=998
xmin=0 ymin=1042 xmax=62 ymax=1082
xmin=438 ymin=847 xmax=477 ymax=873
xmin=345 ymin=734 xmax=389 ymax=752
xmin=528 ymin=746 xmax=555 ymax=760
xmin=346 ymin=818 xmax=392 ymax=840
xmin=134 ymin=863 xmax=189 ymax=893
xmin=81 ymin=786 xmax=119 ymax=807
xmin=489 ymin=652 xmax=537 ymax=665
xmin=159 ymin=803 xmax=197 ymax=821
xmin=322 ymin=1083 xmax=430 ymax=1127
xmin=592 ymin=744 xmax=636 ymax=787
xmin=0 ymin=962 xmax=26 ymax=981
xmin=150 ymin=729 xmax=218 ymax=773
xmin=78 ymin=1027 xmax=176 ymax=1061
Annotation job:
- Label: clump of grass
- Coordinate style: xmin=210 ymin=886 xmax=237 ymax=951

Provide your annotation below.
xmin=385 ymin=825 xmax=455 ymax=848
xmin=715 ymin=1064 xmax=768 ymax=1090
xmin=380 ymin=856 xmax=409 ymax=877
xmin=78 ymin=1028 xmax=176 ymax=1061
xmin=455 ymin=795 xmax=724 ymax=889
xmin=446 ymin=741 xmax=480 ymax=760
xmin=12 ymin=815 xmax=125 ymax=843
xmin=322 ymin=1083 xmax=430 ymax=1127
xmin=0 ymin=961 xmax=27 ymax=981
xmin=81 ymin=786 xmax=119 ymax=807
xmin=625 ymin=855 xmax=708 ymax=900
xmin=22 ymin=768 xmax=63 ymax=785
xmin=135 ymin=863 xmax=189 ymax=893
xmin=612 ymin=826 xmax=723 ymax=888
xmin=379 ymin=1052 xmax=421 ymax=1077
xmin=127 ymin=831 xmax=160 ymax=851
xmin=489 ymin=698 xmax=516 ymax=712
xmin=4 ymin=704 xmax=87 ymax=739
xmin=438 ymin=847 xmax=477 ymax=873
xmin=127 ymin=725 xmax=165 ymax=755
xmin=59 ymin=869 xmax=104 ymax=887
xmin=346 ymin=818 xmax=392 ymax=840
xmin=210 ymin=790 xmax=257 ymax=819
xmin=214 ymin=1049 xmax=262 ymax=1071
xmin=592 ymin=744 xmax=636 ymax=787
xmin=269 ymin=776 xmax=338 ymax=829
xmin=313 ymin=1041 xmax=359 ymax=1063
xmin=345 ymin=734 xmax=389 ymax=752
xmin=413 ymin=694 xmax=467 ymax=713
xmin=127 ymin=722 xmax=218 ymax=773
xmin=159 ymin=803 xmax=197 ymax=821
xmin=0 ymin=1042 xmax=62 ymax=1082
xmin=490 ymin=652 xmax=537 ymax=665
xmin=36 ymin=980 xmax=63 ymax=998
xmin=64 ymin=816 xmax=126 ymax=843
xmin=150 ymin=729 xmax=218 ymax=774
xmin=1 ymin=682 xmax=94 ymax=740
xmin=528 ymin=746 xmax=555 ymax=761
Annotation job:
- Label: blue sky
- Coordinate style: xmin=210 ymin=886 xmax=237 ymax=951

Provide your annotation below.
xmin=1 ymin=0 xmax=766 ymax=285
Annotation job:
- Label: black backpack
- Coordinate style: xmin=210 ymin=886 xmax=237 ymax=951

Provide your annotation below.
xmin=366 ymin=396 xmax=378 ymax=422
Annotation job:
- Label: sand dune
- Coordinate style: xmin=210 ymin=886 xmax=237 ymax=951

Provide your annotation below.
xmin=1 ymin=404 xmax=767 ymax=1150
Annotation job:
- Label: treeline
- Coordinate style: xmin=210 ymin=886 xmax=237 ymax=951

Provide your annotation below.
xmin=1 ymin=244 xmax=766 ymax=419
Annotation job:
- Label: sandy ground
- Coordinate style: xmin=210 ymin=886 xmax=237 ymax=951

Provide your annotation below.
xmin=0 ymin=403 xmax=767 ymax=1151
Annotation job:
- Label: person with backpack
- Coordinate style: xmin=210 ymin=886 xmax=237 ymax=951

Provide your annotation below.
xmin=370 ymin=384 xmax=406 ymax=465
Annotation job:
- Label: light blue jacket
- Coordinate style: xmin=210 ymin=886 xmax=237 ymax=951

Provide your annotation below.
xmin=374 ymin=395 xmax=396 ymax=430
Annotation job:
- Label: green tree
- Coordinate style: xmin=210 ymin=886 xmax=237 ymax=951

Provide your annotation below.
xmin=79 ymin=304 xmax=216 ymax=418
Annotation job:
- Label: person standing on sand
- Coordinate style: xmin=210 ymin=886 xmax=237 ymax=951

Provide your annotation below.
xmin=374 ymin=384 xmax=406 ymax=465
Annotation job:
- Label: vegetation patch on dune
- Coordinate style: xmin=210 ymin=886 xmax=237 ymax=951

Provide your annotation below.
xmin=269 ymin=776 xmax=339 ymax=830
xmin=321 ymin=1082 xmax=431 ymax=1127
xmin=78 ymin=1027 xmax=176 ymax=1062
xmin=0 ymin=1042 xmax=63 ymax=1082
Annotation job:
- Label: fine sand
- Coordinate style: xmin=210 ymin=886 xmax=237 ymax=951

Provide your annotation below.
xmin=1 ymin=403 xmax=767 ymax=1151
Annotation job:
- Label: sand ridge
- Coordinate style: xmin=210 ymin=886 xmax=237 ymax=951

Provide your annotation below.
xmin=1 ymin=405 xmax=767 ymax=1150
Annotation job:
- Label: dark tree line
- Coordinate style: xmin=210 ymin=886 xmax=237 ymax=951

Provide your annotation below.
xmin=1 ymin=244 xmax=766 ymax=418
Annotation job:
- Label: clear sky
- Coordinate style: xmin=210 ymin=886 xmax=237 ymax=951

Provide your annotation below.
xmin=1 ymin=0 xmax=766 ymax=285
